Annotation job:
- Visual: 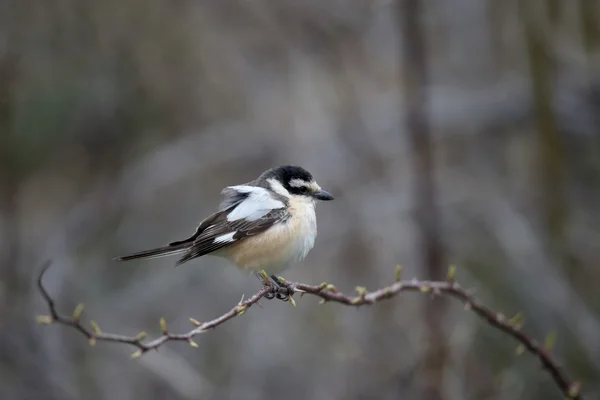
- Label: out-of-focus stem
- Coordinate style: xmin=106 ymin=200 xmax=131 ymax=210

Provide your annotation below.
xmin=397 ymin=1 xmax=447 ymax=399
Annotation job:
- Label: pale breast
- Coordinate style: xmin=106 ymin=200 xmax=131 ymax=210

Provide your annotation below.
xmin=219 ymin=197 xmax=317 ymax=274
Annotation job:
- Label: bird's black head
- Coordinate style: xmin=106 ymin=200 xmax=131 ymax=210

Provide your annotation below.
xmin=259 ymin=165 xmax=334 ymax=201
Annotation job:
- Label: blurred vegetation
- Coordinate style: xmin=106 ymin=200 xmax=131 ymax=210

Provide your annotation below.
xmin=1 ymin=1 xmax=600 ymax=399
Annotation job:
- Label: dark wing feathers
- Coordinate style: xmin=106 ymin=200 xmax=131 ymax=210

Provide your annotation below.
xmin=167 ymin=212 xmax=220 ymax=247
xmin=174 ymin=208 xmax=290 ymax=266
xmin=167 ymin=187 xmax=250 ymax=247
xmin=116 ymin=186 xmax=289 ymax=266
xmin=115 ymin=241 xmax=191 ymax=261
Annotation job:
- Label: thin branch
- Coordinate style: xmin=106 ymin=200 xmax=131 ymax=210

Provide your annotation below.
xmin=36 ymin=262 xmax=270 ymax=357
xmin=36 ymin=264 xmax=583 ymax=399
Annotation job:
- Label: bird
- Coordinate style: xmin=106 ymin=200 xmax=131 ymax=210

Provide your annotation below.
xmin=115 ymin=165 xmax=334 ymax=300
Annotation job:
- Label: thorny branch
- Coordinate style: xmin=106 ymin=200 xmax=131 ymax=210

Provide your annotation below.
xmin=37 ymin=264 xmax=582 ymax=399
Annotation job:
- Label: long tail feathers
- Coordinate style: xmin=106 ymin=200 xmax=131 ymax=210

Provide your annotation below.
xmin=114 ymin=242 xmax=191 ymax=262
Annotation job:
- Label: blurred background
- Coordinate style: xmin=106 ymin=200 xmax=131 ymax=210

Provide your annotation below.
xmin=1 ymin=0 xmax=600 ymax=399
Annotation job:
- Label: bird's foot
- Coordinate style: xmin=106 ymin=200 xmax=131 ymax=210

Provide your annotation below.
xmin=255 ymin=271 xmax=295 ymax=302
xmin=270 ymin=275 xmax=294 ymax=301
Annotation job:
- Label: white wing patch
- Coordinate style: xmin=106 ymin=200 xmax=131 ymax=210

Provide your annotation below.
xmin=226 ymin=185 xmax=285 ymax=222
xmin=214 ymin=232 xmax=237 ymax=243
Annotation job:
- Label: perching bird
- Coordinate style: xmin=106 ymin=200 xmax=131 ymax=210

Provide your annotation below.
xmin=115 ymin=165 xmax=334 ymax=299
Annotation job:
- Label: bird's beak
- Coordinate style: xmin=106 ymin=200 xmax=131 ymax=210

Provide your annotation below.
xmin=313 ymin=189 xmax=334 ymax=201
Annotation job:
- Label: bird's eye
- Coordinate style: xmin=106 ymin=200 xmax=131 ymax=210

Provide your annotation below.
xmin=299 ymin=186 xmax=309 ymax=194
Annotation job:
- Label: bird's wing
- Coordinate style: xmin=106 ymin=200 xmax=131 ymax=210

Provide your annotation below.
xmin=174 ymin=207 xmax=290 ymax=266
xmin=169 ymin=185 xmax=285 ymax=246
xmin=116 ymin=185 xmax=289 ymax=265
xmin=173 ymin=185 xmax=289 ymax=266
xmin=219 ymin=185 xmax=286 ymax=221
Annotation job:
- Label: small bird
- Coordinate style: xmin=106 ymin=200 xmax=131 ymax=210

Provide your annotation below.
xmin=115 ymin=165 xmax=334 ymax=299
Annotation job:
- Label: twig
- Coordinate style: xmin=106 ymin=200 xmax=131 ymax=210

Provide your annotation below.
xmin=36 ymin=264 xmax=583 ymax=399
xmin=36 ymin=262 xmax=270 ymax=357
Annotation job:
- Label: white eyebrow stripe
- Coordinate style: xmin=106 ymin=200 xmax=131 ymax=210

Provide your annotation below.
xmin=226 ymin=185 xmax=285 ymax=221
xmin=289 ymin=178 xmax=320 ymax=192
xmin=289 ymin=178 xmax=308 ymax=188
xmin=214 ymin=232 xmax=236 ymax=243
xmin=267 ymin=178 xmax=290 ymax=197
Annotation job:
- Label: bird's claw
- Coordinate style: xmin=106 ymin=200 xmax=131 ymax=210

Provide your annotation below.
xmin=255 ymin=272 xmax=294 ymax=302
xmin=270 ymin=275 xmax=295 ymax=301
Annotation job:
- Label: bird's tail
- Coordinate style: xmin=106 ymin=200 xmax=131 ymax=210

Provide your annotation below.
xmin=114 ymin=242 xmax=191 ymax=262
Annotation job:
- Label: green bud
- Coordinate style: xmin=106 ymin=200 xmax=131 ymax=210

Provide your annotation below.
xmin=131 ymin=350 xmax=143 ymax=359
xmin=36 ymin=315 xmax=53 ymax=325
xmin=90 ymin=320 xmax=102 ymax=334
xmin=545 ymin=331 xmax=557 ymax=351
xmin=288 ymin=296 xmax=296 ymax=307
xmin=508 ymin=312 xmax=524 ymax=329
xmin=395 ymin=265 xmax=403 ymax=281
xmin=355 ymin=286 xmax=367 ymax=297
xmin=73 ymin=303 xmax=85 ymax=320
xmin=447 ymin=265 xmax=456 ymax=282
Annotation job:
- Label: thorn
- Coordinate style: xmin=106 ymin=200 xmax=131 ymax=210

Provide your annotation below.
xmin=36 ymin=315 xmax=53 ymax=325
xmin=463 ymin=302 xmax=472 ymax=311
xmin=293 ymin=287 xmax=306 ymax=293
xmin=160 ymin=318 xmax=168 ymax=335
xmin=255 ymin=301 xmax=263 ymax=309
xmin=188 ymin=339 xmax=199 ymax=348
xmin=131 ymin=350 xmax=143 ymax=359
xmin=189 ymin=318 xmax=201 ymax=327
xmin=239 ymin=294 xmax=245 ymax=305
xmin=319 ymin=299 xmax=326 ymax=304
xmin=395 ymin=265 xmax=403 ymax=281
xmin=72 ymin=303 xmax=85 ymax=320
xmin=90 ymin=320 xmax=102 ymax=334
